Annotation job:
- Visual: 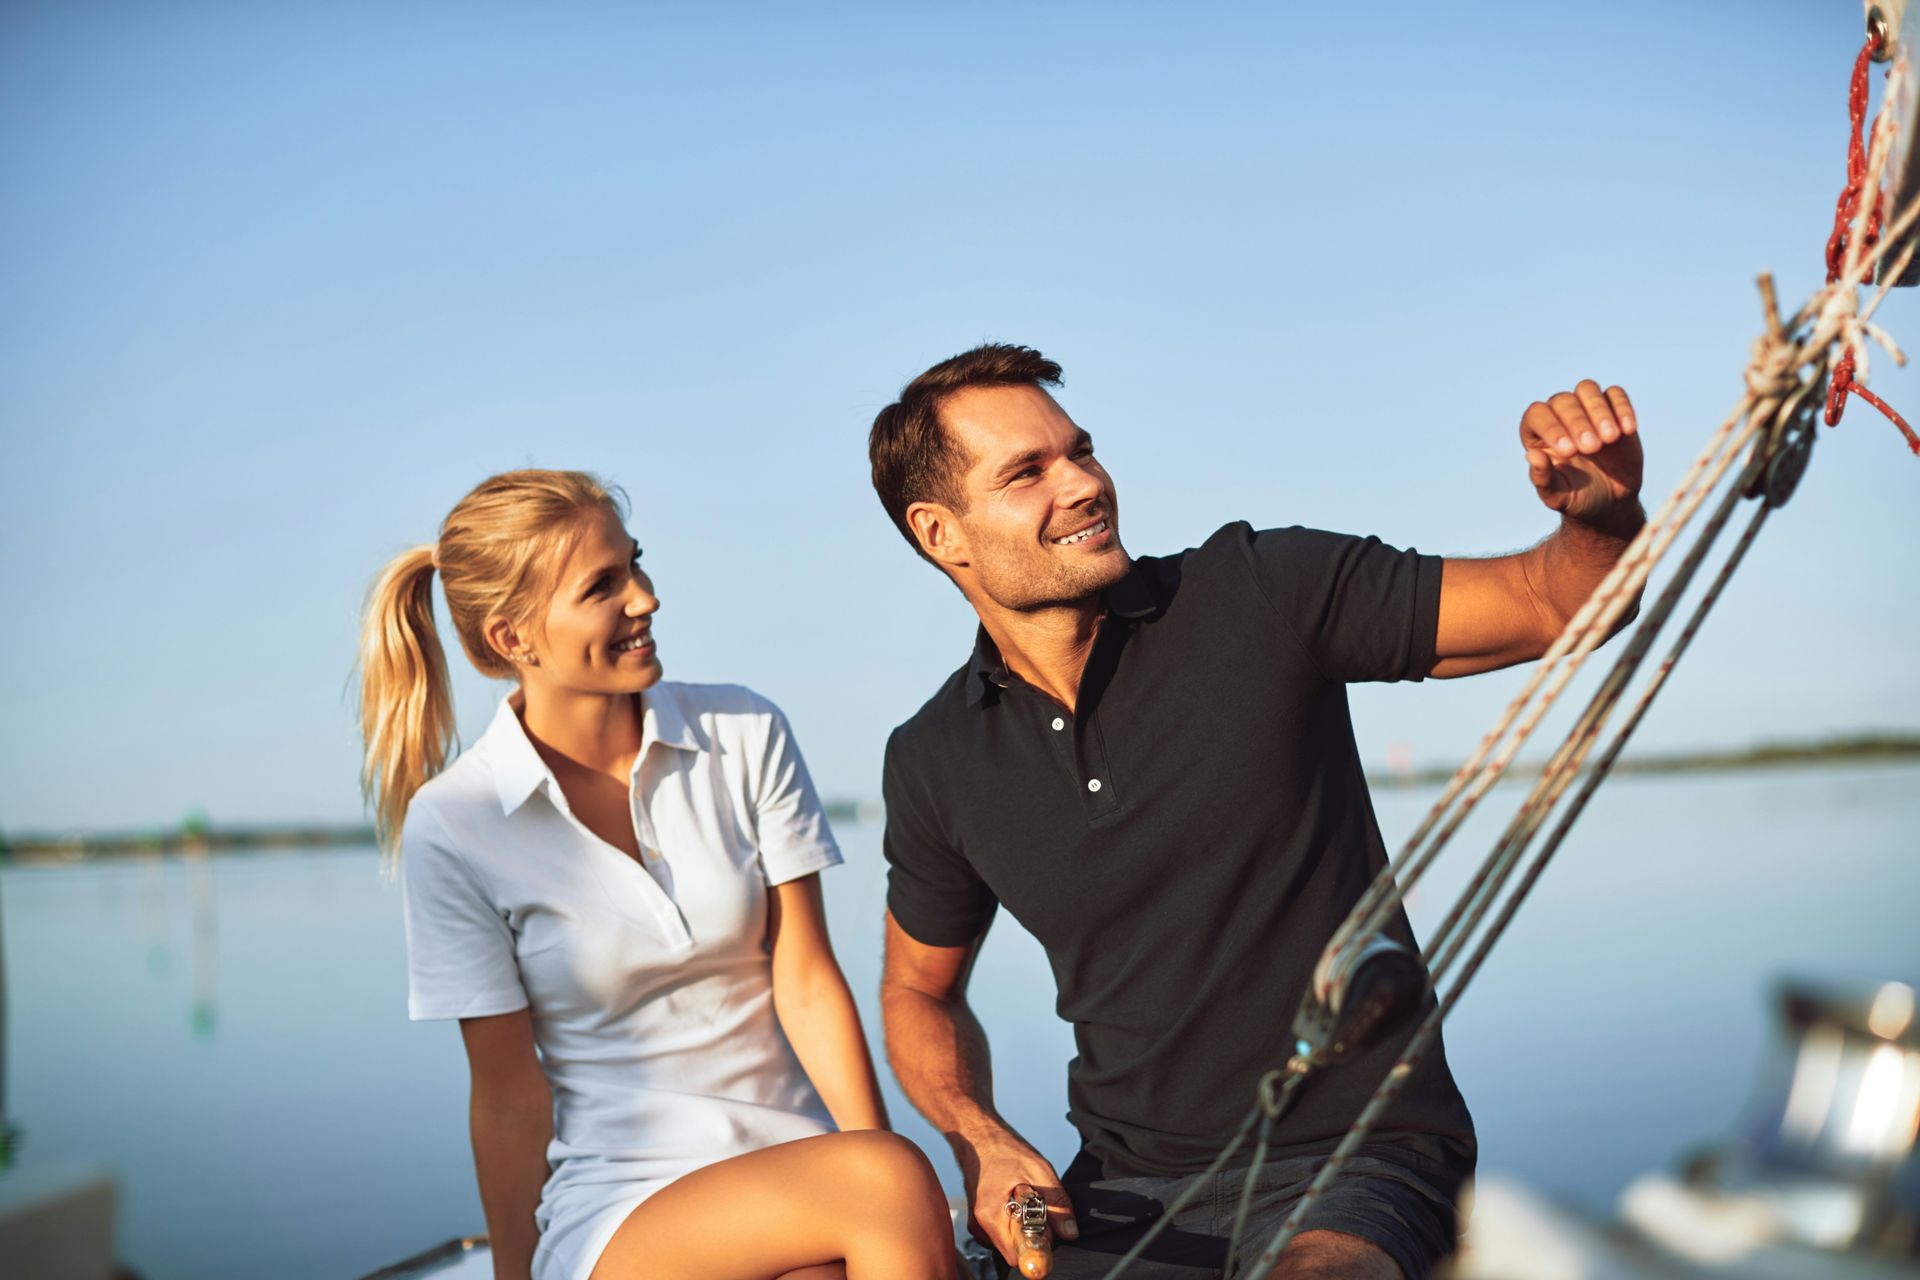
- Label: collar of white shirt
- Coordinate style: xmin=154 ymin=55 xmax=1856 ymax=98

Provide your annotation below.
xmin=484 ymin=685 xmax=707 ymax=816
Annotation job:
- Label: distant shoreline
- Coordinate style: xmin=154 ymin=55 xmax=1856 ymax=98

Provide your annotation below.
xmin=3 ymin=734 xmax=1915 ymax=864
xmin=1362 ymin=732 xmax=1920 ymax=789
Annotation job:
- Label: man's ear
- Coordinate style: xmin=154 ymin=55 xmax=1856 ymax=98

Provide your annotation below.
xmin=907 ymin=501 xmax=968 ymax=570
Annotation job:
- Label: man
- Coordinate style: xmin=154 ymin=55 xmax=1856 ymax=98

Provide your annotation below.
xmin=868 ymin=344 xmax=1644 ymax=1280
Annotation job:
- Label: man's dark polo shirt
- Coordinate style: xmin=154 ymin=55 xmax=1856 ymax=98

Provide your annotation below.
xmin=882 ymin=521 xmax=1476 ymax=1191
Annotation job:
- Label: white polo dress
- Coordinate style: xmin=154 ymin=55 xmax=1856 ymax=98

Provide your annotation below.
xmin=400 ymin=682 xmax=843 ymax=1280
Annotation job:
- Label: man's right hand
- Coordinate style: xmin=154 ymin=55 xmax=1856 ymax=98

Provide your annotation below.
xmin=954 ymin=1124 xmax=1080 ymax=1265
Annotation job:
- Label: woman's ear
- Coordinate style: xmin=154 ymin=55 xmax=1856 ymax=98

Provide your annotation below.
xmin=483 ymin=615 xmax=530 ymax=665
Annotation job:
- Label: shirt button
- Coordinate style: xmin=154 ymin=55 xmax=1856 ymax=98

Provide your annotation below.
xmin=1087 ymin=778 xmax=1102 ymax=793
xmin=1051 ymin=717 xmax=1066 ymax=731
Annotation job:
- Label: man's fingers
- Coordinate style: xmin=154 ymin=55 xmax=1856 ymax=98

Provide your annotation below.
xmin=974 ymin=1195 xmax=1018 ymax=1262
xmin=1574 ymin=379 xmax=1620 ymax=444
xmin=1035 ymin=1180 xmax=1079 ymax=1240
xmin=1522 ymin=401 xmax=1574 ymax=459
xmin=1008 ymin=1178 xmax=1079 ymax=1241
xmin=1605 ymin=384 xmax=1638 ymax=435
xmin=1548 ymin=391 xmax=1601 ymax=456
xmin=985 ymin=1168 xmax=1079 ymax=1261
xmin=1525 ymin=447 xmax=1557 ymax=491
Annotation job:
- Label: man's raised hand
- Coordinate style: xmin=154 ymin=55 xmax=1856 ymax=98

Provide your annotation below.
xmin=1521 ymin=380 xmax=1645 ymax=528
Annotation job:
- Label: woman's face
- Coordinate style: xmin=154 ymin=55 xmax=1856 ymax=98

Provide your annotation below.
xmin=521 ymin=505 xmax=662 ymax=695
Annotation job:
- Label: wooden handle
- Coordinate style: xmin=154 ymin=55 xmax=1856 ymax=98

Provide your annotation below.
xmin=1014 ymin=1236 xmax=1052 ymax=1279
xmin=1008 ymin=1186 xmax=1053 ymax=1279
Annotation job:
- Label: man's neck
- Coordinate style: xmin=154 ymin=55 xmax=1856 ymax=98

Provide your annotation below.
xmin=976 ymin=598 xmax=1104 ymax=713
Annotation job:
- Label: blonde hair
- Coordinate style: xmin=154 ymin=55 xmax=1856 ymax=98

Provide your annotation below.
xmin=357 ymin=469 xmax=626 ymax=861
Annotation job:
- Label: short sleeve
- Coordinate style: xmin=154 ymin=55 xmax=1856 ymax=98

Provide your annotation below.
xmin=1231 ymin=521 xmax=1443 ymax=684
xmin=882 ymin=728 xmax=998 ymax=947
xmin=750 ymin=701 xmax=844 ymax=885
xmin=400 ymin=806 xmax=530 ymax=1021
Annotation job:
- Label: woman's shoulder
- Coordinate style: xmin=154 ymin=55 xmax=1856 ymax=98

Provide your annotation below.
xmin=650 ymin=683 xmax=809 ymax=782
xmin=652 ymin=680 xmax=789 ymax=734
xmin=402 ymin=747 xmax=505 ymax=851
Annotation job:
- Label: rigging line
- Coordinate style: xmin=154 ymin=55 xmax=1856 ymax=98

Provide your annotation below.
xmin=1333 ymin=198 xmax=1904 ymax=972
xmin=1827 ymin=35 xmax=1885 ymax=285
xmin=1826 ymin=34 xmax=1919 ymax=447
xmin=1780 ymin=182 xmax=1920 ymax=336
xmin=1448 ymin=505 xmax=1778 ymax=1030
xmin=1340 ymin=395 xmax=1761 ymax=975
xmin=1098 ymin=1097 xmax=1261 ymax=1280
xmin=1098 ymin=1070 xmax=1306 ymax=1280
xmin=1220 ymin=1074 xmax=1292 ymax=1280
xmin=1323 ymin=470 xmax=1708 ymax=974
xmin=1336 ymin=102 xmax=1920 ymax=974
xmin=1416 ymin=413 xmax=1760 ymax=974
xmin=1218 ymin=40 xmax=1916 ymax=1279
xmin=1420 ymin=393 xmax=1783 ymax=979
xmin=1859 ymin=203 xmax=1920 ymax=325
xmin=1425 ymin=444 xmax=1773 ymax=989
xmin=1142 ymin=43 xmax=1915 ymax=1280
xmin=1243 ymin=493 xmax=1780 ymax=1273
xmin=1324 ymin=390 xmax=1759 ymax=968
xmin=1218 ymin=1113 xmax=1274 ymax=1280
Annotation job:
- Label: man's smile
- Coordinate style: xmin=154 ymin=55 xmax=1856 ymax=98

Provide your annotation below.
xmin=1049 ymin=518 xmax=1111 ymax=547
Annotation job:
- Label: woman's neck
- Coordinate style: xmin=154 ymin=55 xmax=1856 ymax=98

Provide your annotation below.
xmin=516 ymin=683 xmax=646 ymax=781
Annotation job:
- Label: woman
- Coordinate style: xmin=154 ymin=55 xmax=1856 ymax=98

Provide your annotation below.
xmin=358 ymin=470 xmax=958 ymax=1280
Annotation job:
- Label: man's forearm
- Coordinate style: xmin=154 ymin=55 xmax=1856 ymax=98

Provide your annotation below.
xmin=881 ymin=982 xmax=1006 ymax=1147
xmin=1527 ymin=500 xmax=1647 ymax=629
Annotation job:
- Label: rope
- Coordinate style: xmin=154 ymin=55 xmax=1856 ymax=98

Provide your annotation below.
xmin=1826 ymin=32 xmax=1920 ymax=451
xmin=1245 ymin=492 xmax=1782 ymax=1278
xmin=1826 ymin=37 xmax=1884 ymax=284
xmin=1098 ymin=28 xmax=1920 ymax=1279
xmin=1327 ymin=28 xmax=1920 ymax=1026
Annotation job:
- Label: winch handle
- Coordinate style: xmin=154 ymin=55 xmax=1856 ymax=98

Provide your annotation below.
xmin=1007 ymin=1184 xmax=1054 ymax=1278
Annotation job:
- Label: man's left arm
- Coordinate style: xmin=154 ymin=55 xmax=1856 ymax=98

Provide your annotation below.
xmin=1432 ymin=379 xmax=1647 ymax=679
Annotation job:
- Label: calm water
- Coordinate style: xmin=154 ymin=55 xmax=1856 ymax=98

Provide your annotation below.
xmin=5 ymin=763 xmax=1916 ymax=1279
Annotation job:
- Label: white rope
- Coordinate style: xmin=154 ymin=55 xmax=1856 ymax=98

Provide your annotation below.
xmin=1216 ymin=45 xmax=1918 ymax=1280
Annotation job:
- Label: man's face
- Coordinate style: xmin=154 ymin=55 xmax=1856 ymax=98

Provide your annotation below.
xmin=931 ymin=384 xmax=1130 ymax=611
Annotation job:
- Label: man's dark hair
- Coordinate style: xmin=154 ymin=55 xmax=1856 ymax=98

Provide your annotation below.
xmin=868 ymin=343 xmax=1064 ymax=561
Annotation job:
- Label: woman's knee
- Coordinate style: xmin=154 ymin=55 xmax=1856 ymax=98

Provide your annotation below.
xmin=829 ymin=1131 xmax=945 ymax=1204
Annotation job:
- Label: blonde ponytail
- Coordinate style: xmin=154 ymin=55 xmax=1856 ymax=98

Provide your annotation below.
xmin=356 ymin=470 xmax=625 ymax=870
xmin=358 ymin=545 xmax=456 ymax=865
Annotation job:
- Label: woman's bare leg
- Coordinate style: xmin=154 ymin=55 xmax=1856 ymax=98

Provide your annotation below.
xmin=590 ymin=1130 xmax=959 ymax=1280
xmin=776 ymin=1268 xmax=846 ymax=1280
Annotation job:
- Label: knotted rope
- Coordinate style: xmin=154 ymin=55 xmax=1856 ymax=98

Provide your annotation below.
xmin=1099 ymin=29 xmax=1920 ymax=1280
xmin=1827 ymin=30 xmax=1920 ymax=450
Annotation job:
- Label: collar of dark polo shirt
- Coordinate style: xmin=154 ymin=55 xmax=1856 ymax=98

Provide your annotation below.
xmin=964 ymin=557 xmax=1162 ymax=708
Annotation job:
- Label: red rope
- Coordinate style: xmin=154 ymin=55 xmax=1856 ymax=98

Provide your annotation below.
xmin=1823 ymin=33 xmax=1920 ymax=454
xmin=1825 ymin=41 xmax=1883 ymax=285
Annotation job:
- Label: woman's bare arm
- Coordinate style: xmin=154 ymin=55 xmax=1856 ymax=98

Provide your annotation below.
xmin=459 ymin=1010 xmax=553 ymax=1280
xmin=767 ymin=874 xmax=889 ymax=1132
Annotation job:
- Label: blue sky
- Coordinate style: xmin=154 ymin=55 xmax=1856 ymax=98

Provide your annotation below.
xmin=3 ymin=1 xmax=1916 ymax=831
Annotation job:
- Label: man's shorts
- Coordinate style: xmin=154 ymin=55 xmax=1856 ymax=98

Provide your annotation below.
xmin=991 ymin=1146 xmax=1461 ymax=1280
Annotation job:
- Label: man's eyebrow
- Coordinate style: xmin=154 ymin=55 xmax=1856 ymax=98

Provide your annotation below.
xmin=990 ymin=448 xmax=1048 ymax=485
xmin=988 ymin=431 xmax=1094 ymax=485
